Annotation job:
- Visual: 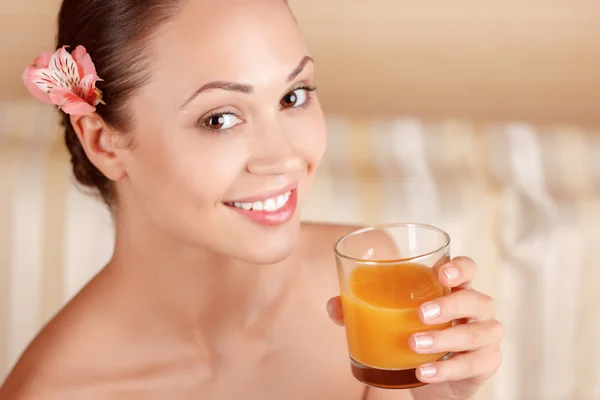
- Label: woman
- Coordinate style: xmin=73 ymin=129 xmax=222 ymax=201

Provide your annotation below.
xmin=0 ymin=0 xmax=503 ymax=399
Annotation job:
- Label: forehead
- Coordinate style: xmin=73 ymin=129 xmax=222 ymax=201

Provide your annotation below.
xmin=149 ymin=0 xmax=308 ymax=94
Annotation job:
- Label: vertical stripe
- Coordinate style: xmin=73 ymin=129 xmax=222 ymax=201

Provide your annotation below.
xmin=432 ymin=122 xmax=475 ymax=255
xmin=0 ymin=144 xmax=15 ymax=379
xmin=302 ymin=117 xmax=343 ymax=223
xmin=473 ymin=125 xmax=503 ymax=297
xmin=574 ymin=200 xmax=600 ymax=399
xmin=8 ymin=145 xmax=46 ymax=368
xmin=549 ymin=204 xmax=582 ymax=396
xmin=504 ymin=124 xmax=556 ymax=399
xmin=585 ymin=130 xmax=600 ymax=195
xmin=469 ymin=125 xmax=503 ymax=400
xmin=552 ymin=127 xmax=595 ymax=197
xmin=322 ymin=117 xmax=360 ymax=224
xmin=548 ymin=127 xmax=592 ymax=395
xmin=303 ymin=170 xmax=336 ymax=223
xmin=346 ymin=118 xmax=381 ymax=225
xmin=389 ymin=119 xmax=439 ymax=223
xmin=64 ymin=183 xmax=114 ymax=300
xmin=370 ymin=119 xmax=406 ymax=224
xmin=537 ymin=130 xmax=562 ymax=199
xmin=482 ymin=126 xmax=512 ymax=400
xmin=39 ymin=137 xmax=70 ymax=325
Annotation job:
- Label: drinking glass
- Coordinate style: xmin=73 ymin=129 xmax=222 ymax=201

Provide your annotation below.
xmin=334 ymin=223 xmax=452 ymax=389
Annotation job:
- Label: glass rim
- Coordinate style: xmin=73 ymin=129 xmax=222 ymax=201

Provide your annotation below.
xmin=333 ymin=222 xmax=451 ymax=265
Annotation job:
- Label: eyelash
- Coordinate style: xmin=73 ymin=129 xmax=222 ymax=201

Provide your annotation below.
xmin=197 ymin=85 xmax=318 ymax=136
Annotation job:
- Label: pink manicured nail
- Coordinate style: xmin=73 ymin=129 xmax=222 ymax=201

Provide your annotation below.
xmin=444 ymin=266 xmax=460 ymax=282
xmin=412 ymin=334 xmax=434 ymax=349
xmin=421 ymin=302 xmax=441 ymax=320
xmin=326 ymin=301 xmax=335 ymax=315
xmin=419 ymin=364 xmax=437 ymax=379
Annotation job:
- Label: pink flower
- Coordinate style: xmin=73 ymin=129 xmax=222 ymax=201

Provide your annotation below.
xmin=22 ymin=46 xmax=105 ymax=115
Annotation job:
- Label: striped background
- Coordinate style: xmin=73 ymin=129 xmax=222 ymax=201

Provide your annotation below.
xmin=2 ymin=100 xmax=600 ymax=400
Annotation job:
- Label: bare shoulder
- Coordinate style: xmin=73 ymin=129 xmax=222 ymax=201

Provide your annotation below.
xmin=0 ymin=269 xmax=201 ymax=399
xmin=0 ymin=274 xmax=125 ymax=398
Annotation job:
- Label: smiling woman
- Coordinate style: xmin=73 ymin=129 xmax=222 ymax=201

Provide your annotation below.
xmin=0 ymin=0 xmax=502 ymax=399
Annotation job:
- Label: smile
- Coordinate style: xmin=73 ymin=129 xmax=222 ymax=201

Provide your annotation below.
xmin=223 ymin=188 xmax=298 ymax=226
xmin=225 ymin=190 xmax=291 ymax=212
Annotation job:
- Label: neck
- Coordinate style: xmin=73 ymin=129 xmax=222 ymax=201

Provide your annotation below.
xmin=106 ymin=205 xmax=303 ymax=336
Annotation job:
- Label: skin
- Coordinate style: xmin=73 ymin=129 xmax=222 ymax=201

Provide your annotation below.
xmin=0 ymin=0 xmax=502 ymax=399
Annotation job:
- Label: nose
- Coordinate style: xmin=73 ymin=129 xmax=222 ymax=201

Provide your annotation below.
xmin=246 ymin=121 xmax=305 ymax=177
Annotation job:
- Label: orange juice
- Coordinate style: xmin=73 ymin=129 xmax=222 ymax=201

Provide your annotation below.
xmin=340 ymin=262 xmax=451 ymax=370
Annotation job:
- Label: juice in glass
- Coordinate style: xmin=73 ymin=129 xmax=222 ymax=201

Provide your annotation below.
xmin=334 ymin=223 xmax=452 ymax=389
xmin=341 ymin=263 xmax=450 ymax=388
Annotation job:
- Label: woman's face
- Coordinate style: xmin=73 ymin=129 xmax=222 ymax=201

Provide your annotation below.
xmin=115 ymin=0 xmax=326 ymax=264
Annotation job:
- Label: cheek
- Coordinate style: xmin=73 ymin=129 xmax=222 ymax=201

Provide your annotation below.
xmin=291 ymin=108 xmax=327 ymax=167
xmin=122 ymin=130 xmax=246 ymax=218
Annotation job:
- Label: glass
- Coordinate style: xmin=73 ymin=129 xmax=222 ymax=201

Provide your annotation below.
xmin=334 ymin=223 xmax=452 ymax=389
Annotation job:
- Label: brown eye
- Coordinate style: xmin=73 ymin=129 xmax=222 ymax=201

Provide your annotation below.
xmin=206 ymin=114 xmax=225 ymax=129
xmin=280 ymin=87 xmax=311 ymax=109
xmin=280 ymin=91 xmax=298 ymax=108
xmin=201 ymin=113 xmax=242 ymax=131
xmin=206 ymin=115 xmax=225 ymax=129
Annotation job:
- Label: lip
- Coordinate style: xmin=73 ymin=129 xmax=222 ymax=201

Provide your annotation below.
xmin=224 ymin=189 xmax=298 ymax=227
xmin=224 ymin=182 xmax=298 ymax=204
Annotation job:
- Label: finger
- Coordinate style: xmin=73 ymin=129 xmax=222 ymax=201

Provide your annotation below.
xmin=410 ymin=319 xmax=504 ymax=354
xmin=419 ymin=289 xmax=496 ymax=324
xmin=326 ymin=296 xmax=345 ymax=326
xmin=437 ymin=256 xmax=478 ymax=289
xmin=416 ymin=345 xmax=503 ymax=383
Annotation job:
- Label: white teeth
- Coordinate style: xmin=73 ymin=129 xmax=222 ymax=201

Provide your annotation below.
xmin=276 ymin=194 xmax=286 ymax=209
xmin=230 ymin=191 xmax=292 ymax=213
xmin=263 ymin=198 xmax=277 ymax=212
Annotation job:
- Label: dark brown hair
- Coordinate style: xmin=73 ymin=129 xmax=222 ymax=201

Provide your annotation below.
xmin=57 ymin=0 xmax=185 ymax=206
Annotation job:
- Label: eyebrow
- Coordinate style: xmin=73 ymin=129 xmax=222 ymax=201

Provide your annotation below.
xmin=180 ymin=55 xmax=314 ymax=110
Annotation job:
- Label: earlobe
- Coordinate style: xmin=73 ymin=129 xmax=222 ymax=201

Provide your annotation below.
xmin=69 ymin=114 xmax=126 ymax=181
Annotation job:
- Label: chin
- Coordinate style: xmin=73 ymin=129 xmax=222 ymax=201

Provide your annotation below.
xmin=249 ymin=231 xmax=300 ymax=265
xmin=230 ymin=221 xmax=302 ymax=265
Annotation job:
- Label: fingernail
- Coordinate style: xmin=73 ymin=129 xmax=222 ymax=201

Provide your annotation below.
xmin=419 ymin=364 xmax=437 ymax=379
xmin=444 ymin=266 xmax=460 ymax=282
xmin=326 ymin=301 xmax=334 ymax=315
xmin=421 ymin=302 xmax=441 ymax=320
xmin=412 ymin=334 xmax=434 ymax=349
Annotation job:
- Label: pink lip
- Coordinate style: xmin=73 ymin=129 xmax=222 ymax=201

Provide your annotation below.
xmin=225 ymin=189 xmax=298 ymax=227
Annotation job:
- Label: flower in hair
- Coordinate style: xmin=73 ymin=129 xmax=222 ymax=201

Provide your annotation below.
xmin=22 ymin=45 xmax=105 ymax=115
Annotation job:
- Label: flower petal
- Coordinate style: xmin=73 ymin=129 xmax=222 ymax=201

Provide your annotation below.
xmin=33 ymin=52 xmax=53 ymax=68
xmin=72 ymin=45 xmax=97 ymax=78
xmin=49 ymin=46 xmax=81 ymax=90
xmin=22 ymin=66 xmax=54 ymax=104
xmin=78 ymin=74 xmax=102 ymax=106
xmin=49 ymin=87 xmax=96 ymax=115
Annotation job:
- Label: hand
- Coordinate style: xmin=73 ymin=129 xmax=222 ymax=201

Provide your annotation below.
xmin=327 ymin=257 xmax=503 ymax=400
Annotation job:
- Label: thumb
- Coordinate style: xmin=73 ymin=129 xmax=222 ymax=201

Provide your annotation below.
xmin=326 ymin=296 xmax=345 ymax=326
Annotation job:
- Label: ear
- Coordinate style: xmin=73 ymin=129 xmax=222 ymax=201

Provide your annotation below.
xmin=69 ymin=114 xmax=126 ymax=182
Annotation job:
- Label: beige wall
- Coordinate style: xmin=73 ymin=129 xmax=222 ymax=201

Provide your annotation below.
xmin=3 ymin=0 xmax=600 ymax=126
xmin=291 ymin=0 xmax=600 ymax=126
